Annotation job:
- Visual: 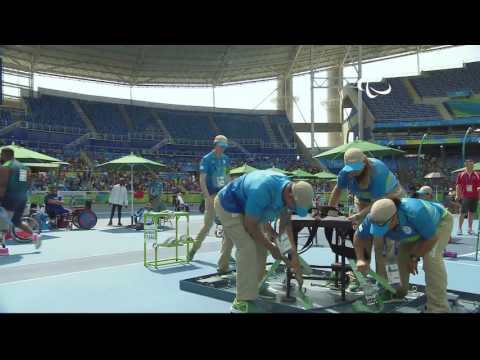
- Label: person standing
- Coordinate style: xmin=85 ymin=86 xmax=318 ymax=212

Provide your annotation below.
xmin=188 ymin=135 xmax=231 ymax=269
xmin=108 ymin=178 xmax=128 ymax=226
xmin=455 ymin=159 xmax=480 ymax=235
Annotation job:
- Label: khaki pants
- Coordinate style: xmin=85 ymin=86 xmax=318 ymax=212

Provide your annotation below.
xmin=395 ymin=212 xmax=453 ymax=313
xmin=193 ymin=195 xmax=233 ymax=272
xmin=214 ymin=196 xmax=267 ymax=301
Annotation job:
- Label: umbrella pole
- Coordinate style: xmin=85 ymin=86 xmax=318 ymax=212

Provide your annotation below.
xmin=131 ymin=164 xmax=134 ymax=226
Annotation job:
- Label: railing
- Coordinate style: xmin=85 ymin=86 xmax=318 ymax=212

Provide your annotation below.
xmin=22 ymin=121 xmax=88 ymax=135
xmin=129 ymin=132 xmax=165 ymax=141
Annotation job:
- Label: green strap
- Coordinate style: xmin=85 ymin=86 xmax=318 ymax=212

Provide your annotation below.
xmin=352 ymin=299 xmax=384 ymax=313
xmin=348 ymin=259 xmax=396 ymax=294
xmin=258 ymin=255 xmax=315 ymax=310
xmin=297 ymin=288 xmax=314 ymax=310
xmin=348 ymin=259 xmax=369 ymax=288
xmin=368 ymin=271 xmax=397 ymax=294
xmin=298 ymin=255 xmax=313 ymax=275
xmin=259 ymin=259 xmax=281 ymax=291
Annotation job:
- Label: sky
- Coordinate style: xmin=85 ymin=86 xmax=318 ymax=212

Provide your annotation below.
xmin=3 ymin=45 xmax=480 ymax=147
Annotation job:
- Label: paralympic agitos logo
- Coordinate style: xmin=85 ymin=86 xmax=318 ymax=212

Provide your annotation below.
xmin=357 ymin=80 xmax=392 ymax=99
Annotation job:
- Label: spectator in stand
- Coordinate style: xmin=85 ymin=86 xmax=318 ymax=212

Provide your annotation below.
xmin=455 ymin=159 xmax=480 ymax=235
xmin=108 ymin=178 xmax=129 ymax=226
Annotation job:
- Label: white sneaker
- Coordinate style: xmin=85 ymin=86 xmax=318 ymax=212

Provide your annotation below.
xmin=457 ymin=230 xmax=463 ymax=236
xmin=32 ymin=233 xmax=42 ymax=249
xmin=468 ymin=229 xmax=474 ymax=236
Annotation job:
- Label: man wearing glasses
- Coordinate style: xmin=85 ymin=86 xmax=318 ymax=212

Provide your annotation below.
xmin=353 ymin=197 xmax=453 ymax=312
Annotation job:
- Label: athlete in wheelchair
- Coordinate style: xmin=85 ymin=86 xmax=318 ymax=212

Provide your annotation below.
xmin=44 ymin=185 xmax=97 ymax=230
xmin=44 ymin=185 xmax=71 ymax=229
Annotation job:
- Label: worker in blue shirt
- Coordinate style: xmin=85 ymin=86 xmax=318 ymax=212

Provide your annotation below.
xmin=188 ymin=135 xmax=232 ymax=273
xmin=329 ymin=148 xmax=406 ymax=281
xmin=215 ymin=170 xmax=314 ymax=313
xmin=353 ymin=197 xmax=453 ymax=312
xmin=329 ymin=148 xmax=405 ymax=223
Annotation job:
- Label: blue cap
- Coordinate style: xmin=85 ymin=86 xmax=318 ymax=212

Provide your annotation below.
xmin=296 ymin=207 xmax=309 ymax=217
xmin=370 ymin=218 xmax=392 ymax=237
xmin=342 ymin=161 xmax=365 ymax=173
xmin=215 ymin=141 xmax=228 ymax=148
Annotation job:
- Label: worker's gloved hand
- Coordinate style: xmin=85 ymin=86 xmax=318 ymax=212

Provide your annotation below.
xmin=356 ymin=259 xmax=370 ymax=274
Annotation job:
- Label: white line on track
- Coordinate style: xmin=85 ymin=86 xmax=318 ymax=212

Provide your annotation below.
xmin=457 ymin=251 xmax=480 ymax=258
xmin=0 ymin=261 xmax=141 ymax=287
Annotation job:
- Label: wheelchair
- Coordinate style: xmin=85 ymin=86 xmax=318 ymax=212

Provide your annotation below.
xmin=0 ymin=206 xmax=40 ymax=246
xmin=46 ymin=199 xmax=97 ymax=230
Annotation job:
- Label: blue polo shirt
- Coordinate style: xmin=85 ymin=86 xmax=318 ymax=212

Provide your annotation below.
xmin=218 ymin=170 xmax=290 ymax=224
xmin=337 ymin=158 xmax=399 ymax=202
xmin=199 ymin=151 xmax=230 ymax=195
xmin=357 ymin=198 xmax=448 ymax=243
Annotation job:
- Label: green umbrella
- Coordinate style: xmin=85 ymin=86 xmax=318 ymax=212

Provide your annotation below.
xmin=452 ymin=162 xmax=480 ymax=173
xmin=291 ymin=169 xmax=318 ymax=179
xmin=313 ymin=140 xmax=405 ymax=160
xmin=97 ymin=153 xmax=166 ymax=226
xmin=0 ymin=143 xmax=64 ymax=163
xmin=266 ymin=167 xmax=292 ymax=175
xmin=229 ymin=163 xmax=258 ymax=176
xmin=314 ymin=171 xmax=337 ymax=180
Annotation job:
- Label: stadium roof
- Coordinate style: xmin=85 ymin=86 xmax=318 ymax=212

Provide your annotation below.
xmin=0 ymin=45 xmax=454 ymax=86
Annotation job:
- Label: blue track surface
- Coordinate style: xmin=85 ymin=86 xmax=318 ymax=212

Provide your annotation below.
xmin=0 ymin=214 xmax=479 ymax=313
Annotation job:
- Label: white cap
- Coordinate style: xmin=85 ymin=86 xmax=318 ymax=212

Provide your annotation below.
xmin=291 ymin=181 xmax=314 ymax=217
xmin=417 ymin=185 xmax=433 ymax=196
xmin=342 ymin=148 xmax=367 ymax=173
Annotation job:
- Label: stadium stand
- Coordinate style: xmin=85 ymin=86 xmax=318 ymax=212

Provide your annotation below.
xmin=24 ymin=95 xmax=87 ymax=130
xmin=125 ymin=105 xmax=163 ymax=133
xmin=78 ymin=100 xmax=129 ymax=135
xmin=410 ymin=61 xmax=480 ymax=97
xmin=362 ymin=78 xmax=440 ymax=121
xmin=0 ymin=91 xmax=299 ymax=171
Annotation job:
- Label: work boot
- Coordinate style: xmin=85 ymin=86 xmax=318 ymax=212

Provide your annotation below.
xmin=230 ymin=298 xmax=261 ymax=313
